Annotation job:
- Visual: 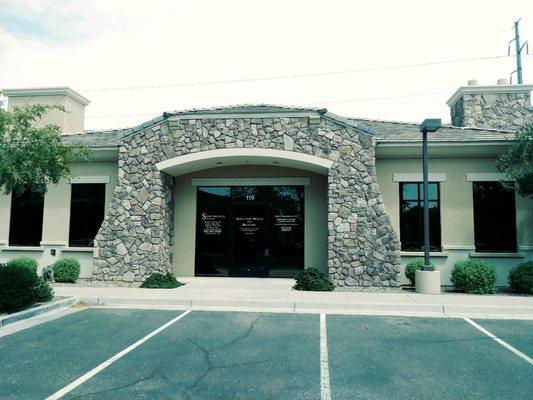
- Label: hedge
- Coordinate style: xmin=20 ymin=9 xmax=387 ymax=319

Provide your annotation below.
xmin=293 ymin=267 xmax=334 ymax=291
xmin=53 ymin=258 xmax=81 ymax=283
xmin=508 ymin=261 xmax=533 ymax=294
xmin=0 ymin=263 xmax=54 ymax=313
xmin=450 ymin=259 xmax=496 ymax=294
xmin=7 ymin=257 xmax=38 ymax=273
xmin=140 ymin=272 xmax=182 ymax=289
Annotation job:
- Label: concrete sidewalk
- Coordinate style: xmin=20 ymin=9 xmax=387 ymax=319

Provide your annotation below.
xmin=53 ymin=277 xmax=533 ymax=319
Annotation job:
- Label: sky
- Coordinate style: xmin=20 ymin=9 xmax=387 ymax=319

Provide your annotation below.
xmin=0 ymin=0 xmax=532 ymax=131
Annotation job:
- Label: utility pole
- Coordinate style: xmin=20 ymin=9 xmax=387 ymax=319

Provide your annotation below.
xmin=509 ymin=19 xmax=529 ymax=84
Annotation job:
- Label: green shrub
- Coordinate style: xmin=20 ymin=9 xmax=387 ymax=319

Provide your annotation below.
xmin=34 ymin=276 xmax=54 ymax=303
xmin=450 ymin=259 xmax=497 ymax=294
xmin=7 ymin=257 xmax=38 ymax=273
xmin=293 ymin=267 xmax=334 ymax=291
xmin=0 ymin=263 xmax=54 ymax=312
xmin=404 ymin=258 xmax=435 ymax=286
xmin=53 ymin=258 xmax=81 ymax=283
xmin=140 ymin=272 xmax=182 ymax=289
xmin=508 ymin=261 xmax=533 ymax=294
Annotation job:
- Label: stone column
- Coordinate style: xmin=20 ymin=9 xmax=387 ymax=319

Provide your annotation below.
xmin=93 ymin=123 xmax=174 ymax=282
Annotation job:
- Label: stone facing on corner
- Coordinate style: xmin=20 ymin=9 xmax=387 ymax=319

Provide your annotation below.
xmin=448 ymin=85 xmax=533 ymax=131
xmin=93 ymin=114 xmax=401 ymax=288
xmin=93 ymin=123 xmax=175 ymax=282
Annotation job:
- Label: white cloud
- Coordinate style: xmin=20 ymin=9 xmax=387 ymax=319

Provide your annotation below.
xmin=0 ymin=0 xmax=531 ymax=130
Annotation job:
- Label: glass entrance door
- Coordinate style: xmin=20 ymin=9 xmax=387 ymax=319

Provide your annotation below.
xmin=195 ymin=185 xmax=304 ymax=277
xmin=233 ymin=203 xmax=267 ymax=277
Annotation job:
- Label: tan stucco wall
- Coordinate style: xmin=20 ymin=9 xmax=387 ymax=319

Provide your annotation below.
xmin=172 ymin=165 xmax=328 ymax=276
xmin=1 ymin=151 xmax=531 ymax=286
xmin=7 ymin=95 xmax=86 ymax=134
xmin=0 ymin=161 xmax=118 ymax=277
xmin=376 ymin=155 xmax=533 ymax=286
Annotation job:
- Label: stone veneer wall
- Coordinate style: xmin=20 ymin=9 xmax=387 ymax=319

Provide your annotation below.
xmin=93 ymin=124 xmax=175 ymax=282
xmin=93 ymin=115 xmax=401 ymax=288
xmin=451 ymin=91 xmax=533 ymax=130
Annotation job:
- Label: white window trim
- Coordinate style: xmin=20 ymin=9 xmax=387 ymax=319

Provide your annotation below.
xmin=1 ymin=246 xmax=45 ymax=252
xmin=469 ymin=252 xmax=525 ymax=259
xmin=40 ymin=240 xmax=68 ymax=246
xmin=400 ymin=251 xmax=449 ymax=258
xmin=71 ymin=175 xmax=110 ymax=184
xmin=61 ymin=247 xmax=95 ymax=253
xmin=191 ymin=177 xmax=311 ymax=186
xmin=442 ymin=245 xmax=476 ymax=251
xmin=466 ymin=173 xmax=509 ymax=182
xmin=393 ymin=173 xmax=446 ymax=182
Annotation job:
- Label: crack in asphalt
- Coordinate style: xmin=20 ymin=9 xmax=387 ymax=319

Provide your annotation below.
xmin=64 ymin=363 xmax=173 ymax=399
xmin=183 ymin=315 xmax=263 ymax=397
xmin=61 ymin=315 xmax=268 ymax=400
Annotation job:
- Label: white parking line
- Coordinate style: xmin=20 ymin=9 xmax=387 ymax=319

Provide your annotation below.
xmin=320 ymin=313 xmax=332 ymax=400
xmin=463 ymin=318 xmax=532 ymax=365
xmin=44 ymin=310 xmax=192 ymax=400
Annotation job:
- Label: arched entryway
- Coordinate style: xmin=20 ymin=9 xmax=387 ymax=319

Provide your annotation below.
xmin=155 ymin=148 xmax=334 ymax=176
xmin=156 ymin=149 xmax=332 ymax=278
xmin=93 ymin=108 xmax=400 ymax=288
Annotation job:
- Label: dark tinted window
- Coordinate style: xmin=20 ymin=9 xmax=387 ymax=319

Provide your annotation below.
xmin=68 ymin=184 xmax=106 ymax=247
xmin=9 ymin=188 xmax=45 ymax=246
xmin=195 ymin=186 xmax=304 ymax=278
xmin=399 ymin=182 xmax=441 ymax=251
xmin=473 ymin=181 xmax=517 ymax=252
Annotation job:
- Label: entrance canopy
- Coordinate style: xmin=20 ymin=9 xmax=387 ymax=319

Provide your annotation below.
xmin=155 ymin=148 xmax=333 ymax=177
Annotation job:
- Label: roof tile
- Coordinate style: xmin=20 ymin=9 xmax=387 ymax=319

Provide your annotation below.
xmin=61 ymin=105 xmax=517 ymax=146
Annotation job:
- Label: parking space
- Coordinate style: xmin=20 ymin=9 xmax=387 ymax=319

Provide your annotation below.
xmin=64 ymin=311 xmax=321 ymax=400
xmin=0 ymin=309 xmax=179 ymax=400
xmin=327 ymin=315 xmax=532 ymax=400
xmin=472 ymin=318 xmax=533 ymax=357
xmin=0 ymin=308 xmax=531 ymax=400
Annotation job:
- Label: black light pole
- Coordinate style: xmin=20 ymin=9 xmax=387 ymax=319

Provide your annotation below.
xmin=420 ymin=119 xmax=441 ymax=271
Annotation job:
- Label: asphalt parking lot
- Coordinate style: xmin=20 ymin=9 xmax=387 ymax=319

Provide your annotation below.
xmin=0 ymin=308 xmax=531 ymax=399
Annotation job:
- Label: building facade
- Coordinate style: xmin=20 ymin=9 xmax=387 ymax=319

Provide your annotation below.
xmin=1 ymin=81 xmax=532 ymax=288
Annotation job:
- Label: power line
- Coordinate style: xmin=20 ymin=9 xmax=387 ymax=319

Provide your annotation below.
xmin=82 ymin=54 xmax=518 ymax=93
xmin=303 ymin=91 xmax=449 ymax=106
xmin=85 ymin=91 xmax=449 ymax=119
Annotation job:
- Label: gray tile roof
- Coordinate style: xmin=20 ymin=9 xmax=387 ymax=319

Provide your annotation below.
xmin=350 ymin=118 xmax=516 ymax=143
xmin=162 ymin=104 xmax=326 ymax=116
xmin=61 ymin=105 xmax=517 ymax=147
xmin=61 ymin=128 xmax=126 ymax=147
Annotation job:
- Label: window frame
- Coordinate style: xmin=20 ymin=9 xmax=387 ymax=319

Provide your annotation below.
xmin=8 ymin=188 xmax=45 ymax=247
xmin=68 ymin=183 xmax=106 ymax=248
xmin=472 ymin=181 xmax=517 ymax=253
xmin=399 ymin=181 xmax=442 ymax=252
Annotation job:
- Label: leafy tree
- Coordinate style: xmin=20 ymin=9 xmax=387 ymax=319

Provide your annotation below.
xmin=0 ymin=104 xmax=90 ymax=195
xmin=496 ymin=123 xmax=533 ymax=198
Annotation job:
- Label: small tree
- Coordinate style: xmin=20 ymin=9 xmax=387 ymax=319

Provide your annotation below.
xmin=0 ymin=104 xmax=90 ymax=195
xmin=496 ymin=123 xmax=533 ymax=198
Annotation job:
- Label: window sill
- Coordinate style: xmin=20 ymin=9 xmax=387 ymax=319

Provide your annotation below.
xmin=61 ymin=247 xmax=95 ymax=253
xmin=400 ymin=251 xmax=449 ymax=257
xmin=469 ymin=252 xmax=525 ymax=259
xmin=1 ymin=246 xmax=45 ymax=252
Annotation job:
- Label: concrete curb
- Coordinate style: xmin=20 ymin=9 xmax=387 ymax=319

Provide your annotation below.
xmin=81 ymin=296 xmax=533 ymax=318
xmin=0 ymin=297 xmax=79 ymax=328
xmin=442 ymin=304 xmax=533 ymax=316
xmin=294 ymin=301 xmax=444 ymax=313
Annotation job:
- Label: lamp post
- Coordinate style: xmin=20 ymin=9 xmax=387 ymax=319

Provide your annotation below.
xmin=416 ymin=118 xmax=441 ymax=293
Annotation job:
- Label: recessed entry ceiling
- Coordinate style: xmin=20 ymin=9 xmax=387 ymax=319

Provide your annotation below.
xmin=155 ymin=148 xmax=333 ymax=177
